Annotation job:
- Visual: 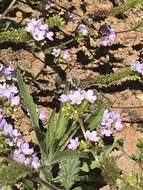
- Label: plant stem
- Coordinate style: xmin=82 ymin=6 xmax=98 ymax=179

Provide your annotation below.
xmin=0 ymin=0 xmax=18 ymax=20
xmin=33 ymin=177 xmax=62 ymax=190
xmin=78 ymin=118 xmax=86 ymax=140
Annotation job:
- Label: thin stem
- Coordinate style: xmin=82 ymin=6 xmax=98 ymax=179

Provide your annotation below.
xmin=33 ymin=177 xmax=62 ymax=190
xmin=49 ymin=0 xmax=81 ymax=17
xmin=112 ymin=106 xmax=143 ymax=109
xmin=44 ymin=38 xmax=75 ymax=54
xmin=0 ymin=0 xmax=17 ymax=21
xmin=117 ymin=145 xmax=132 ymax=159
xmin=117 ymin=23 xmax=141 ymax=34
xmin=78 ymin=118 xmax=87 ymax=140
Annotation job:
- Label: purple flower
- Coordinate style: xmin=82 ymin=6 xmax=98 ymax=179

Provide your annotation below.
xmin=68 ymin=137 xmax=80 ymax=150
xmin=3 ymin=124 xmax=14 ymax=137
xmin=59 ymin=94 xmax=69 ymax=103
xmin=46 ymin=31 xmax=54 ymax=41
xmin=100 ymin=24 xmax=116 ymax=46
xmin=51 ymin=49 xmax=69 ymax=61
xmin=0 ymin=65 xmax=16 ymax=79
xmin=131 ymin=60 xmax=143 ymax=76
xmin=13 ymin=149 xmax=26 ymax=163
xmin=85 ymin=130 xmax=99 ymax=142
xmin=38 ymin=110 xmax=47 ymax=121
xmin=83 ymin=90 xmax=97 ymax=103
xmin=100 ymin=127 xmax=113 ymax=137
xmin=13 ymin=140 xmax=40 ymax=169
xmin=99 ymin=109 xmax=123 ymax=137
xmin=10 ymin=95 xmax=20 ymax=106
xmin=66 ymin=13 xmax=76 ymax=22
xmin=0 ymin=110 xmax=40 ymax=169
xmin=51 ymin=48 xmax=61 ymax=57
xmin=0 ymin=118 xmax=6 ymax=130
xmin=31 ymin=154 xmax=40 ymax=169
xmin=62 ymin=51 xmax=70 ymax=60
xmin=59 ymin=89 xmax=97 ymax=105
xmin=26 ymin=18 xmax=54 ymax=41
xmin=68 ymin=90 xmax=85 ymax=105
xmin=18 ymin=142 xmax=34 ymax=155
xmin=114 ymin=118 xmax=123 ymax=131
xmin=78 ymin=24 xmax=88 ymax=36
xmin=3 ymin=123 xmax=21 ymax=141
xmin=43 ymin=0 xmax=54 ymax=10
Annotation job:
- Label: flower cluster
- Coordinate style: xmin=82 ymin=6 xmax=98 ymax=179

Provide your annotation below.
xmin=67 ymin=109 xmax=123 ymax=150
xmin=68 ymin=130 xmax=99 ymax=150
xmin=99 ymin=109 xmax=123 ymax=137
xmin=43 ymin=0 xmax=54 ymax=10
xmin=51 ymin=48 xmax=70 ymax=61
xmin=13 ymin=141 xmax=40 ymax=169
xmin=66 ymin=13 xmax=76 ymax=23
xmin=0 ymin=113 xmax=40 ymax=169
xmin=85 ymin=130 xmax=99 ymax=142
xmin=26 ymin=18 xmax=54 ymax=41
xmin=59 ymin=89 xmax=97 ymax=105
xmin=131 ymin=60 xmax=143 ymax=76
xmin=68 ymin=137 xmax=80 ymax=150
xmin=0 ymin=64 xmax=16 ymax=80
xmin=0 ymin=83 xmax=20 ymax=107
xmin=78 ymin=24 xmax=88 ymax=36
xmin=100 ymin=24 xmax=116 ymax=46
xmin=0 ymin=113 xmax=20 ymax=143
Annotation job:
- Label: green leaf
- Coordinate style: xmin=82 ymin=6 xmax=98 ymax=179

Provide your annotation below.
xmin=86 ymin=98 xmax=106 ymax=130
xmin=17 ymin=70 xmax=47 ymax=158
xmin=58 ymin=122 xmax=78 ymax=148
xmin=55 ymin=158 xmax=80 ymax=189
xmin=17 ymin=70 xmax=39 ymax=129
xmin=45 ymin=111 xmax=56 ymax=151
xmin=51 ymin=150 xmax=88 ymax=165
xmin=22 ymin=179 xmax=35 ymax=190
xmin=45 ymin=15 xmax=66 ymax=29
xmin=0 ymin=160 xmax=32 ymax=186
xmin=111 ymin=0 xmax=143 ymax=15
xmin=0 ymin=28 xmax=30 ymax=43
xmin=55 ymin=106 xmax=68 ymax=140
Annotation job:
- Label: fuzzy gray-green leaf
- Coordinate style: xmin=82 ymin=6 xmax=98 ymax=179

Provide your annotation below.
xmin=55 ymin=158 xmax=80 ymax=189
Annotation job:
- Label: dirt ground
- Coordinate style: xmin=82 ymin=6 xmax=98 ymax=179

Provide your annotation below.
xmin=0 ymin=0 xmax=143 ymax=189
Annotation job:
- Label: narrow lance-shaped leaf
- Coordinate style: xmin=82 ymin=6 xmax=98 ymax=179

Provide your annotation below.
xmin=86 ymin=98 xmax=106 ymax=130
xmin=45 ymin=110 xmax=56 ymax=150
xmin=55 ymin=106 xmax=68 ymax=140
xmin=17 ymin=70 xmax=44 ymax=143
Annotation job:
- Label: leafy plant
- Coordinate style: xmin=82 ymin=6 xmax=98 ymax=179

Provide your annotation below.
xmin=55 ymin=158 xmax=80 ymax=190
xmin=0 ymin=28 xmax=30 ymax=43
xmin=118 ymin=172 xmax=143 ymax=190
xmin=0 ymin=160 xmax=32 ymax=186
xmin=111 ymin=0 xmax=143 ymax=15
xmin=100 ymin=156 xmax=121 ymax=188
xmin=45 ymin=15 xmax=66 ymax=29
